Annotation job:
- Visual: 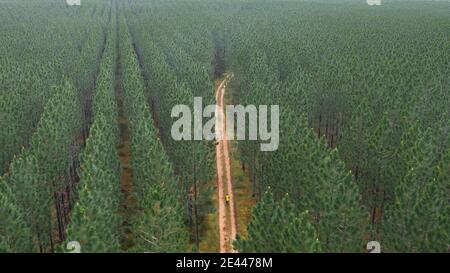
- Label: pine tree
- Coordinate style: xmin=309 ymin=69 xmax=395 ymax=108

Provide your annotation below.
xmin=235 ymin=189 xmax=321 ymax=253
xmin=65 ymin=115 xmax=122 ymax=252
xmin=0 ymin=179 xmax=35 ymax=252
xmin=382 ymin=125 xmax=449 ymax=252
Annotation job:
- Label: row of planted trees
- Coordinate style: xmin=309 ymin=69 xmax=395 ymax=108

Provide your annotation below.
xmin=1 ymin=0 xmax=210 ymax=253
xmin=0 ymin=1 xmax=105 ymax=174
xmin=123 ymin=0 xmax=217 ymax=250
xmin=65 ymin=4 xmax=123 ymax=251
xmin=64 ymin=2 xmax=192 ymax=252
xmin=118 ymin=14 xmax=190 ymax=252
xmin=1 ymin=0 xmax=448 ymax=253
xmin=231 ymin=41 xmax=368 ymax=252
xmin=223 ymin=1 xmax=449 ymax=252
xmin=113 ymin=0 xmax=449 ymax=252
xmin=0 ymin=1 xmax=109 ymax=253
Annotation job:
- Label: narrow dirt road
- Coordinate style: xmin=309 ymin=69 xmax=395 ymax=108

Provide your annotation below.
xmin=216 ymin=74 xmax=238 ymax=253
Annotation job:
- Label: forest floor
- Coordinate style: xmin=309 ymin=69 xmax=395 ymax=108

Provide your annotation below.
xmin=115 ymin=35 xmax=138 ymax=251
xmin=229 ymin=143 xmax=257 ymax=241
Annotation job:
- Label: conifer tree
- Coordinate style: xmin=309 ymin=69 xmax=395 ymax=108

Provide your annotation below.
xmin=0 ymin=179 xmax=35 ymax=253
xmin=235 ymin=189 xmax=321 ymax=253
xmin=382 ymin=125 xmax=449 ymax=252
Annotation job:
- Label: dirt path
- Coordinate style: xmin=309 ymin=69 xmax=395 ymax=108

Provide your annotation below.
xmin=216 ymin=74 xmax=238 ymax=253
